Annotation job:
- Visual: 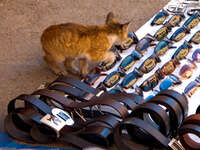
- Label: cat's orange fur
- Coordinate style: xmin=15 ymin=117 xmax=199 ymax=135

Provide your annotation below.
xmin=41 ymin=12 xmax=130 ymax=77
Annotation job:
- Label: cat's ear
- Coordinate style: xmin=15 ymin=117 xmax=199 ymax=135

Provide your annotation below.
xmin=106 ymin=12 xmax=116 ymax=25
xmin=122 ymin=21 xmax=131 ymax=31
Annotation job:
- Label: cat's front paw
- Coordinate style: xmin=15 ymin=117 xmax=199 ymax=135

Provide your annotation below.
xmin=81 ymin=69 xmax=89 ymax=78
xmin=81 ymin=73 xmax=88 ymax=79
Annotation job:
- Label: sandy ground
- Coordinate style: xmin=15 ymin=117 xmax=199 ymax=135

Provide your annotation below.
xmin=0 ymin=0 xmax=169 ymax=148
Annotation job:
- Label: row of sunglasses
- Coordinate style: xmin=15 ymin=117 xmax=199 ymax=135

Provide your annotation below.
xmin=107 ymin=48 xmax=200 ymax=100
xmin=84 ymin=9 xmax=200 ymax=100
xmin=151 ymin=9 xmax=200 ymax=42
xmin=93 ymin=39 xmax=199 ymax=95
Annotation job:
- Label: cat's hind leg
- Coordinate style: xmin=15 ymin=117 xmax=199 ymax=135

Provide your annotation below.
xmin=78 ymin=57 xmax=89 ymax=77
xmin=43 ymin=54 xmax=67 ymax=75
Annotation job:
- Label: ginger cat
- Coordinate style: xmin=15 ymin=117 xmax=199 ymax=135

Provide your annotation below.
xmin=41 ymin=12 xmax=130 ymax=77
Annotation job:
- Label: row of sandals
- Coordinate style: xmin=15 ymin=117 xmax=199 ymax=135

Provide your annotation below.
xmin=4 ymin=75 xmax=200 ymax=150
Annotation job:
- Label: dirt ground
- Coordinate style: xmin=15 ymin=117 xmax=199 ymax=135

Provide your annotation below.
xmin=0 ymin=0 xmax=168 ymax=148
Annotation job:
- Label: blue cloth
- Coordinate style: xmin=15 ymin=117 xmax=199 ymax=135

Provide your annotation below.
xmin=0 ymin=132 xmax=71 ymax=149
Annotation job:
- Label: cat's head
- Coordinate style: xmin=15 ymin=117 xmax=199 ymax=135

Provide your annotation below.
xmin=106 ymin=12 xmax=131 ymax=43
